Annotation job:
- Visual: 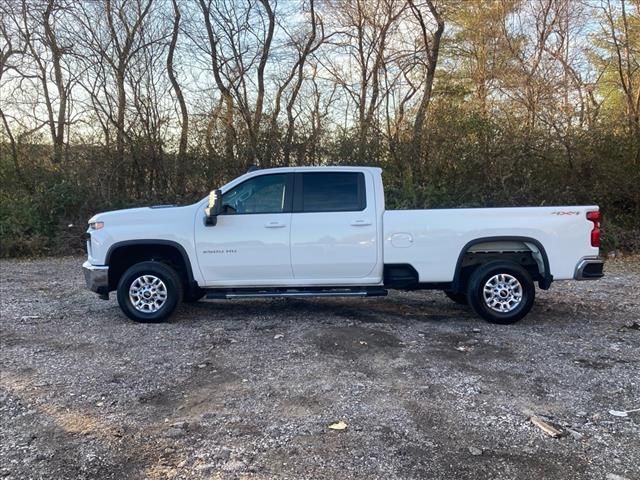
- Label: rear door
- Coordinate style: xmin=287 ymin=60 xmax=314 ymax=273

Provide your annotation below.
xmin=290 ymin=171 xmax=378 ymax=281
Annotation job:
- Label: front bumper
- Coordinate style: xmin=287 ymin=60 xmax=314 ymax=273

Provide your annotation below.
xmin=574 ymin=257 xmax=604 ymax=280
xmin=82 ymin=261 xmax=109 ymax=298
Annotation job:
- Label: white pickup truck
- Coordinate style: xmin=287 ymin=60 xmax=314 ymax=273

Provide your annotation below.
xmin=83 ymin=166 xmax=604 ymax=324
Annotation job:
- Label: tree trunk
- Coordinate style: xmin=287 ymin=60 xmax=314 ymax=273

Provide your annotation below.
xmin=43 ymin=0 xmax=66 ymax=164
xmin=251 ymin=0 xmax=275 ymax=165
xmin=410 ymin=0 xmax=444 ymax=146
xmin=198 ymin=0 xmax=236 ymax=168
xmin=167 ymin=0 xmax=189 ymax=196
xmin=116 ymin=65 xmax=126 ymax=191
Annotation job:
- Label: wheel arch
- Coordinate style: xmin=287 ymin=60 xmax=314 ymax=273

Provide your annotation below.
xmin=106 ymin=240 xmax=196 ymax=292
xmin=451 ymin=236 xmax=553 ymax=293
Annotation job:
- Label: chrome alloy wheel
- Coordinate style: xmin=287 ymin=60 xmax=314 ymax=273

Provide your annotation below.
xmin=482 ymin=273 xmax=523 ymax=313
xmin=129 ymin=275 xmax=168 ymax=313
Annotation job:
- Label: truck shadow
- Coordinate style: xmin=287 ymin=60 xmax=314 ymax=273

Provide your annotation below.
xmin=177 ymin=294 xmax=477 ymax=325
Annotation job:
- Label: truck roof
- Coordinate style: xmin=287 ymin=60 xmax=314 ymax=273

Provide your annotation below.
xmin=245 ymin=165 xmax=382 ymax=174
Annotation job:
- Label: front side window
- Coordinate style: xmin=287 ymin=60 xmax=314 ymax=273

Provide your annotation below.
xmin=222 ymin=174 xmax=288 ymax=214
xmin=300 ymin=172 xmax=365 ymax=212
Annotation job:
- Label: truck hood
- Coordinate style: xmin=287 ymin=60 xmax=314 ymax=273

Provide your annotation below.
xmin=88 ymin=203 xmax=201 ymax=226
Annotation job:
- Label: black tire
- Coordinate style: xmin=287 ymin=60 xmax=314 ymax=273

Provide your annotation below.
xmin=117 ymin=261 xmax=183 ymax=323
xmin=466 ymin=261 xmax=535 ymax=324
xmin=184 ymin=287 xmax=206 ymax=303
xmin=444 ymin=290 xmax=468 ymax=305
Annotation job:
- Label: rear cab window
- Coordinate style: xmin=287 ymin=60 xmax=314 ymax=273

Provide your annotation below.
xmin=295 ymin=172 xmax=366 ymax=213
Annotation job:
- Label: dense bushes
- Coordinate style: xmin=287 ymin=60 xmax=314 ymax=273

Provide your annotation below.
xmin=1 ymin=112 xmax=638 ymax=257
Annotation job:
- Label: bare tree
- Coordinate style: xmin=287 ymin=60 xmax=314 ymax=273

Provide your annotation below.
xmin=603 ymin=0 xmax=640 ymax=136
xmin=167 ymin=0 xmax=189 ymax=194
xmin=408 ymin=0 xmax=444 ymax=145
xmin=70 ymin=0 xmax=156 ymax=195
xmin=42 ymin=0 xmax=68 ymax=163
xmin=12 ymin=0 xmax=71 ymax=163
xmin=280 ymin=0 xmax=326 ymax=165
xmin=197 ymin=0 xmax=237 ymax=168
xmin=110 ymin=0 xmax=153 ymax=178
xmin=100 ymin=0 xmax=155 ymax=180
xmin=0 ymin=10 xmax=30 ymax=187
xmin=324 ymin=0 xmax=406 ymax=161
xmin=499 ymin=0 xmax=563 ymax=131
xmin=128 ymin=9 xmax=173 ymax=196
xmin=253 ymin=0 xmax=276 ymax=155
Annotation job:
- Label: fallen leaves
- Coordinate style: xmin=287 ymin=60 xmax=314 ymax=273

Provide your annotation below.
xmin=454 ymin=345 xmax=473 ymax=352
xmin=609 ymin=407 xmax=640 ymax=418
xmin=328 ymin=421 xmax=348 ymax=431
xmin=468 ymin=446 xmax=482 ymax=456
xmin=530 ymin=416 xmax=563 ymax=438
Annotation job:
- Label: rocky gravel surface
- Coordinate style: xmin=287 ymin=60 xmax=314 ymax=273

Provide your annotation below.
xmin=1 ymin=256 xmax=639 ymax=479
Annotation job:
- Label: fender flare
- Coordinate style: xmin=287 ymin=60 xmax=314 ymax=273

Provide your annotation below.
xmin=451 ymin=236 xmax=553 ymax=292
xmin=106 ymin=239 xmax=196 ymax=285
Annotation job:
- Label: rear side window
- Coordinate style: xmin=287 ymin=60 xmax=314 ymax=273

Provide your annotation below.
xmin=300 ymin=172 xmax=366 ymax=212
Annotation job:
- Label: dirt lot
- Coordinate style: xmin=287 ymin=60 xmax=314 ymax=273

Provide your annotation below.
xmin=1 ymin=256 xmax=639 ymax=480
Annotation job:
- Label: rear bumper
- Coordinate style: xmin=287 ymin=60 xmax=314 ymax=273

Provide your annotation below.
xmin=574 ymin=257 xmax=604 ymax=280
xmin=82 ymin=261 xmax=109 ymax=297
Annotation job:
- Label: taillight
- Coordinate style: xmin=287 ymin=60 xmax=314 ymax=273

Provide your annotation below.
xmin=586 ymin=210 xmax=601 ymax=248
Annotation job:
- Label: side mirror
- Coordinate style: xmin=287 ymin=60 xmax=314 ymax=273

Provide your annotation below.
xmin=204 ymin=189 xmax=223 ymax=226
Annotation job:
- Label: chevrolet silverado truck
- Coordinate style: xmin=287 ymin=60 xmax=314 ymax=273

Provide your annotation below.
xmin=83 ymin=166 xmax=604 ymax=324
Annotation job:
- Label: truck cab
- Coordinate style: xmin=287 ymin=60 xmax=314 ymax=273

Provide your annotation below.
xmin=196 ymin=167 xmax=383 ymax=286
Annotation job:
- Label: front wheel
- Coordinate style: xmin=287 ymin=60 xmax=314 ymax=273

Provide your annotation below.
xmin=117 ymin=261 xmax=183 ymax=323
xmin=466 ymin=261 xmax=535 ymax=324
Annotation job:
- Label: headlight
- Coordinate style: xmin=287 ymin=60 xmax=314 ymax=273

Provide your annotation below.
xmin=89 ymin=221 xmax=105 ymax=230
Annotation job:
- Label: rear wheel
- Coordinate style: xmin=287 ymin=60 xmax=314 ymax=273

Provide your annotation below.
xmin=117 ymin=261 xmax=183 ymax=323
xmin=466 ymin=261 xmax=535 ymax=324
xmin=444 ymin=291 xmax=468 ymax=305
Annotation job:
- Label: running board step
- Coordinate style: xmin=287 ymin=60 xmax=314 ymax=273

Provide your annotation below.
xmin=205 ymin=286 xmax=387 ymax=300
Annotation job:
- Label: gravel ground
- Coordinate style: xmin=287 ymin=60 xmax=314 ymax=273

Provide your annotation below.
xmin=1 ymin=256 xmax=639 ymax=480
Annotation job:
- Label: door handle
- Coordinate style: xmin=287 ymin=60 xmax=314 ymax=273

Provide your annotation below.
xmin=264 ymin=222 xmax=286 ymax=228
xmin=350 ymin=220 xmax=372 ymax=226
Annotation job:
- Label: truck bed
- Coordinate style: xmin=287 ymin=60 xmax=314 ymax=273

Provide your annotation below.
xmin=383 ymin=206 xmax=599 ymax=282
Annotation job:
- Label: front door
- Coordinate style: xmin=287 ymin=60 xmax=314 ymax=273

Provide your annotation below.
xmin=195 ymin=173 xmax=294 ymax=285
